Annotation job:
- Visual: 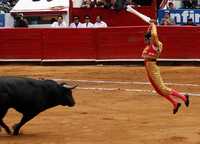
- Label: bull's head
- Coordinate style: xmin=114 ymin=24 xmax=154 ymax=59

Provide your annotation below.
xmin=59 ymin=83 xmax=77 ymax=107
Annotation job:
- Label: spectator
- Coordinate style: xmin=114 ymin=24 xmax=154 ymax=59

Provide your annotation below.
xmin=186 ymin=18 xmax=196 ymax=26
xmin=81 ymin=0 xmax=95 ymax=8
xmin=69 ymin=16 xmax=83 ymax=28
xmin=103 ymin=0 xmax=113 ymax=9
xmin=198 ymin=0 xmax=200 ymax=8
xmin=114 ymin=0 xmax=124 ymax=11
xmin=93 ymin=15 xmax=108 ymax=28
xmin=50 ymin=18 xmax=56 ymax=24
xmin=0 ymin=1 xmax=11 ymax=13
xmin=82 ymin=15 xmax=94 ymax=28
xmin=124 ymin=0 xmax=138 ymax=9
xmin=160 ymin=12 xmax=175 ymax=25
xmin=0 ymin=0 xmax=18 ymax=13
xmin=94 ymin=0 xmax=114 ymax=9
xmin=95 ymin=0 xmax=105 ymax=8
xmin=14 ymin=13 xmax=28 ymax=28
xmin=134 ymin=0 xmax=152 ymax=6
xmin=51 ymin=15 xmax=67 ymax=28
xmin=9 ymin=0 xmax=17 ymax=7
xmin=167 ymin=1 xmax=175 ymax=9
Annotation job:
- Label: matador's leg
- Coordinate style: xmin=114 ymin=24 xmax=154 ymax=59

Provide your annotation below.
xmin=146 ymin=61 xmax=189 ymax=107
xmin=145 ymin=61 xmax=179 ymax=108
xmin=170 ymin=89 xmax=189 ymax=107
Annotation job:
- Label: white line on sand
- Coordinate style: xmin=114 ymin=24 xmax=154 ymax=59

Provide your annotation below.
xmin=53 ymin=79 xmax=200 ymax=96
xmin=77 ymin=87 xmax=200 ymax=97
xmin=54 ymin=79 xmax=200 ymax=87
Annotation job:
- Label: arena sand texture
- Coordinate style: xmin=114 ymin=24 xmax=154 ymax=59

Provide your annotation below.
xmin=0 ymin=65 xmax=200 ymax=144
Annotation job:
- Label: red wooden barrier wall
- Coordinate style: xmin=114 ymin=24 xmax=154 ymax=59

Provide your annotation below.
xmin=159 ymin=26 xmax=200 ymax=59
xmin=0 ymin=26 xmax=199 ymax=61
xmin=43 ymin=29 xmax=96 ymax=59
xmin=0 ymin=29 xmax=43 ymax=59
xmin=96 ymin=26 xmax=146 ymax=59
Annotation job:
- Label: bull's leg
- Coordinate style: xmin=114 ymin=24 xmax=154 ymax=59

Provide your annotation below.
xmin=0 ymin=108 xmax=11 ymax=134
xmin=13 ymin=113 xmax=37 ymax=135
xmin=0 ymin=120 xmax=11 ymax=134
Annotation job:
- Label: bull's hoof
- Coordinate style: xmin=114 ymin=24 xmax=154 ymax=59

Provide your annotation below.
xmin=5 ymin=128 xmax=12 ymax=135
xmin=13 ymin=131 xmax=20 ymax=136
xmin=2 ymin=126 xmax=12 ymax=135
xmin=12 ymin=124 xmax=20 ymax=136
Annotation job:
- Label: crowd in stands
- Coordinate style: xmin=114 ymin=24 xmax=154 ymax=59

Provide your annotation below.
xmin=80 ymin=0 xmax=153 ymax=10
xmin=159 ymin=0 xmax=200 ymax=26
xmin=1 ymin=0 xmax=200 ymax=27
xmin=182 ymin=0 xmax=200 ymax=9
xmin=160 ymin=11 xmax=198 ymax=26
xmin=0 ymin=0 xmax=17 ymax=13
xmin=13 ymin=14 xmax=108 ymax=28
xmin=51 ymin=15 xmax=107 ymax=28
xmin=160 ymin=12 xmax=175 ymax=25
xmin=14 ymin=13 xmax=28 ymax=27
xmin=162 ymin=0 xmax=200 ymax=9
xmin=0 ymin=0 xmax=152 ymax=14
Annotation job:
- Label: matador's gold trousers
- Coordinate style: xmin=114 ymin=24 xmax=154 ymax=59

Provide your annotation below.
xmin=144 ymin=60 xmax=188 ymax=112
xmin=144 ymin=60 xmax=172 ymax=96
xmin=144 ymin=60 xmax=188 ymax=108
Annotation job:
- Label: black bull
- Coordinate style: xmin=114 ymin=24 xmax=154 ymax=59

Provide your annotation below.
xmin=0 ymin=76 xmax=76 ymax=135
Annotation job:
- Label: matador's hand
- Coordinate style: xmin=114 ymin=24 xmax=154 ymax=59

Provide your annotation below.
xmin=150 ymin=19 xmax=157 ymax=24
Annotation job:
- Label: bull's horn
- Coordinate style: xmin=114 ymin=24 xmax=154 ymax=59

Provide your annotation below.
xmin=60 ymin=82 xmax=66 ymax=86
xmin=63 ymin=84 xmax=78 ymax=89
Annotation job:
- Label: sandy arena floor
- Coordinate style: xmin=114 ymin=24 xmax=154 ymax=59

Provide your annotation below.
xmin=0 ymin=65 xmax=200 ymax=144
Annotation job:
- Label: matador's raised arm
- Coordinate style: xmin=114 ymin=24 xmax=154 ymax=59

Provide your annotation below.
xmin=150 ymin=22 xmax=160 ymax=47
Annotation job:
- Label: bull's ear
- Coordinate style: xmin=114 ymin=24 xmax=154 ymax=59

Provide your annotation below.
xmin=63 ymin=84 xmax=78 ymax=89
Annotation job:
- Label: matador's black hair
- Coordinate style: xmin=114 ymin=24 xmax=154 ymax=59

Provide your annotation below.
xmin=144 ymin=31 xmax=151 ymax=41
